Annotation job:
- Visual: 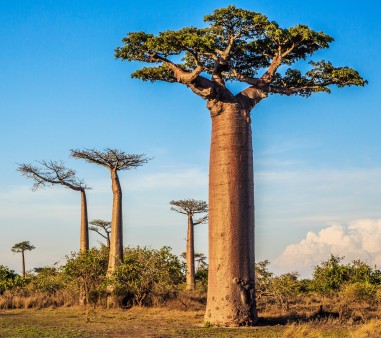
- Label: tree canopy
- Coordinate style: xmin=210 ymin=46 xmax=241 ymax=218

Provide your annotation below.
xmin=18 ymin=161 xmax=88 ymax=192
xmin=89 ymin=219 xmax=111 ymax=246
xmin=115 ymin=5 xmax=366 ymax=109
xmin=170 ymin=199 xmax=208 ymax=224
xmin=70 ymin=148 xmax=150 ymax=171
xmin=11 ymin=241 xmax=35 ymax=254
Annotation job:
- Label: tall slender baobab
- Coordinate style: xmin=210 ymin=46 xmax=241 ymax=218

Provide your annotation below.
xmin=70 ymin=148 xmax=149 ymax=273
xmin=11 ymin=241 xmax=35 ymax=278
xmin=115 ymin=6 xmax=366 ymax=325
xmin=170 ymin=199 xmax=208 ymax=291
xmin=18 ymin=161 xmax=90 ymax=251
xmin=89 ymin=219 xmax=111 ymax=248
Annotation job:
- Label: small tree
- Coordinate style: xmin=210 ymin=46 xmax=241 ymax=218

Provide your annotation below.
xmin=170 ymin=199 xmax=208 ymax=290
xmin=89 ymin=219 xmax=111 ymax=248
xmin=11 ymin=241 xmax=35 ymax=278
xmin=70 ymin=148 xmax=150 ymax=274
xmin=18 ymin=161 xmax=90 ymax=251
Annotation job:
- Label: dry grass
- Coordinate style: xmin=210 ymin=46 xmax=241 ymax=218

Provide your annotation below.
xmin=351 ymin=319 xmax=381 ymax=338
xmin=2 ymin=306 xmax=379 ymax=338
xmin=1 ymin=291 xmax=381 ymax=337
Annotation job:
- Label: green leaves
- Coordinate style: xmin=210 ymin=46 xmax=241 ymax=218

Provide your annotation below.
xmin=271 ymin=61 xmax=367 ymax=96
xmin=112 ymin=246 xmax=183 ymax=306
xmin=132 ymin=64 xmax=177 ymax=83
xmin=204 ymin=5 xmax=269 ymax=39
xmin=11 ymin=241 xmax=35 ymax=254
xmin=116 ymin=6 xmax=366 ymax=100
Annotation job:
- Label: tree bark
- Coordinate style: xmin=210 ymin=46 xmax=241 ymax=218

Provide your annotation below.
xmin=21 ymin=251 xmax=25 ymax=279
xmin=186 ymin=215 xmax=196 ymax=290
xmin=80 ymin=189 xmax=89 ymax=252
xmin=205 ymin=102 xmax=256 ymax=326
xmin=108 ymin=170 xmax=123 ymax=273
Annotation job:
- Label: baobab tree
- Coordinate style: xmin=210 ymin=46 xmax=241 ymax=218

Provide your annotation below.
xmin=89 ymin=219 xmax=111 ymax=248
xmin=115 ymin=6 xmax=366 ymax=326
xmin=180 ymin=252 xmax=208 ymax=271
xmin=70 ymin=148 xmax=149 ymax=274
xmin=11 ymin=241 xmax=35 ymax=278
xmin=18 ymin=161 xmax=90 ymax=251
xmin=170 ymin=199 xmax=208 ymax=291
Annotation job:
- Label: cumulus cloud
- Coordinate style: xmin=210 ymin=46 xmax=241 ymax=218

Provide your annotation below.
xmin=272 ymin=219 xmax=381 ymax=278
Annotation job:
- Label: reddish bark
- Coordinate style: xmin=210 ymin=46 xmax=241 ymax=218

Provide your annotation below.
xmin=205 ymin=102 xmax=256 ymax=326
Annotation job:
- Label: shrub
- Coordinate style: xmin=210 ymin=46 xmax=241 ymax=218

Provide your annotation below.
xmin=112 ymin=246 xmax=183 ymax=306
xmin=0 ymin=265 xmax=28 ymax=294
xmin=62 ymin=247 xmax=108 ymax=304
xmin=29 ymin=266 xmax=65 ymax=294
xmin=340 ymin=282 xmax=376 ymax=304
xmin=311 ymin=255 xmax=350 ymax=294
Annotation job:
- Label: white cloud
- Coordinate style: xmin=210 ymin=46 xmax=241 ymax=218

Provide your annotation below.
xmin=272 ymin=219 xmax=381 ymax=278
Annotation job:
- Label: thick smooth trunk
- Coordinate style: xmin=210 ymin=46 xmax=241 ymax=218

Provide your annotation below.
xmin=186 ymin=215 xmax=196 ymax=290
xmin=21 ymin=251 xmax=25 ymax=278
xmin=80 ymin=190 xmax=89 ymax=252
xmin=205 ymin=103 xmax=256 ymax=326
xmin=108 ymin=170 xmax=123 ymax=273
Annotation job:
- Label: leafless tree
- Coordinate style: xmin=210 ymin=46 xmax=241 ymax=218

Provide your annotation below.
xmin=170 ymin=199 xmax=208 ymax=290
xmin=70 ymin=148 xmax=150 ymax=274
xmin=89 ymin=219 xmax=111 ymax=248
xmin=18 ymin=161 xmax=90 ymax=252
xmin=11 ymin=241 xmax=35 ymax=278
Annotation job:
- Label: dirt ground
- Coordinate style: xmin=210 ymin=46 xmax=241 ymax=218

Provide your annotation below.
xmin=0 ymin=307 xmax=366 ymax=337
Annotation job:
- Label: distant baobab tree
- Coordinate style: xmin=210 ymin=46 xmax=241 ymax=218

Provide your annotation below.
xmin=18 ymin=161 xmax=90 ymax=251
xmin=89 ymin=219 xmax=111 ymax=248
xmin=70 ymin=148 xmax=150 ymax=274
xmin=11 ymin=241 xmax=35 ymax=278
xmin=116 ymin=5 xmax=366 ymax=325
xmin=181 ymin=252 xmax=208 ymax=271
xmin=170 ymin=199 xmax=208 ymax=290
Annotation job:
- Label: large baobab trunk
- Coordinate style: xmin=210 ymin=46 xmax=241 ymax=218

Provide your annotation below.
xmin=205 ymin=102 xmax=256 ymax=326
xmin=80 ymin=190 xmax=89 ymax=252
xmin=108 ymin=169 xmax=123 ymax=273
xmin=186 ymin=215 xmax=196 ymax=290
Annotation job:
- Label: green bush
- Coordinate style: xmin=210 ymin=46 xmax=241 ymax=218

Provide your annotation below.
xmin=29 ymin=267 xmax=64 ymax=294
xmin=341 ymin=282 xmax=377 ymax=304
xmin=311 ymin=255 xmax=381 ymax=295
xmin=0 ymin=265 xmax=27 ymax=294
xmin=112 ymin=246 xmax=184 ymax=306
xmin=62 ymin=247 xmax=109 ymax=304
xmin=311 ymin=255 xmax=350 ymax=294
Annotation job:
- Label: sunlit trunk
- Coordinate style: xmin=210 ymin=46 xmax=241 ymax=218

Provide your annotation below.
xmin=186 ymin=215 xmax=196 ymax=290
xmin=80 ymin=189 xmax=89 ymax=252
xmin=205 ymin=103 xmax=256 ymax=326
xmin=108 ymin=170 xmax=123 ymax=273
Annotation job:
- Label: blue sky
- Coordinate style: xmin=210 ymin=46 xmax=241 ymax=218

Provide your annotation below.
xmin=1 ymin=0 xmax=380 ymax=277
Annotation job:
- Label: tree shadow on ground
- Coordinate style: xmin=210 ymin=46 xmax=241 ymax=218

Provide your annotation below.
xmin=258 ymin=306 xmax=340 ymax=326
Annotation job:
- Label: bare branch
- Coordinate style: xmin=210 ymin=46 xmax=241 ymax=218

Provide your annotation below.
xmin=18 ymin=161 xmax=88 ymax=192
xmin=170 ymin=199 xmax=208 ymax=216
xmin=70 ymin=148 xmax=150 ymax=171
xmin=194 ymin=215 xmax=208 ymax=225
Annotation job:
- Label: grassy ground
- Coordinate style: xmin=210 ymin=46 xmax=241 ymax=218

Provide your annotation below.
xmin=1 ymin=306 xmax=374 ymax=338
